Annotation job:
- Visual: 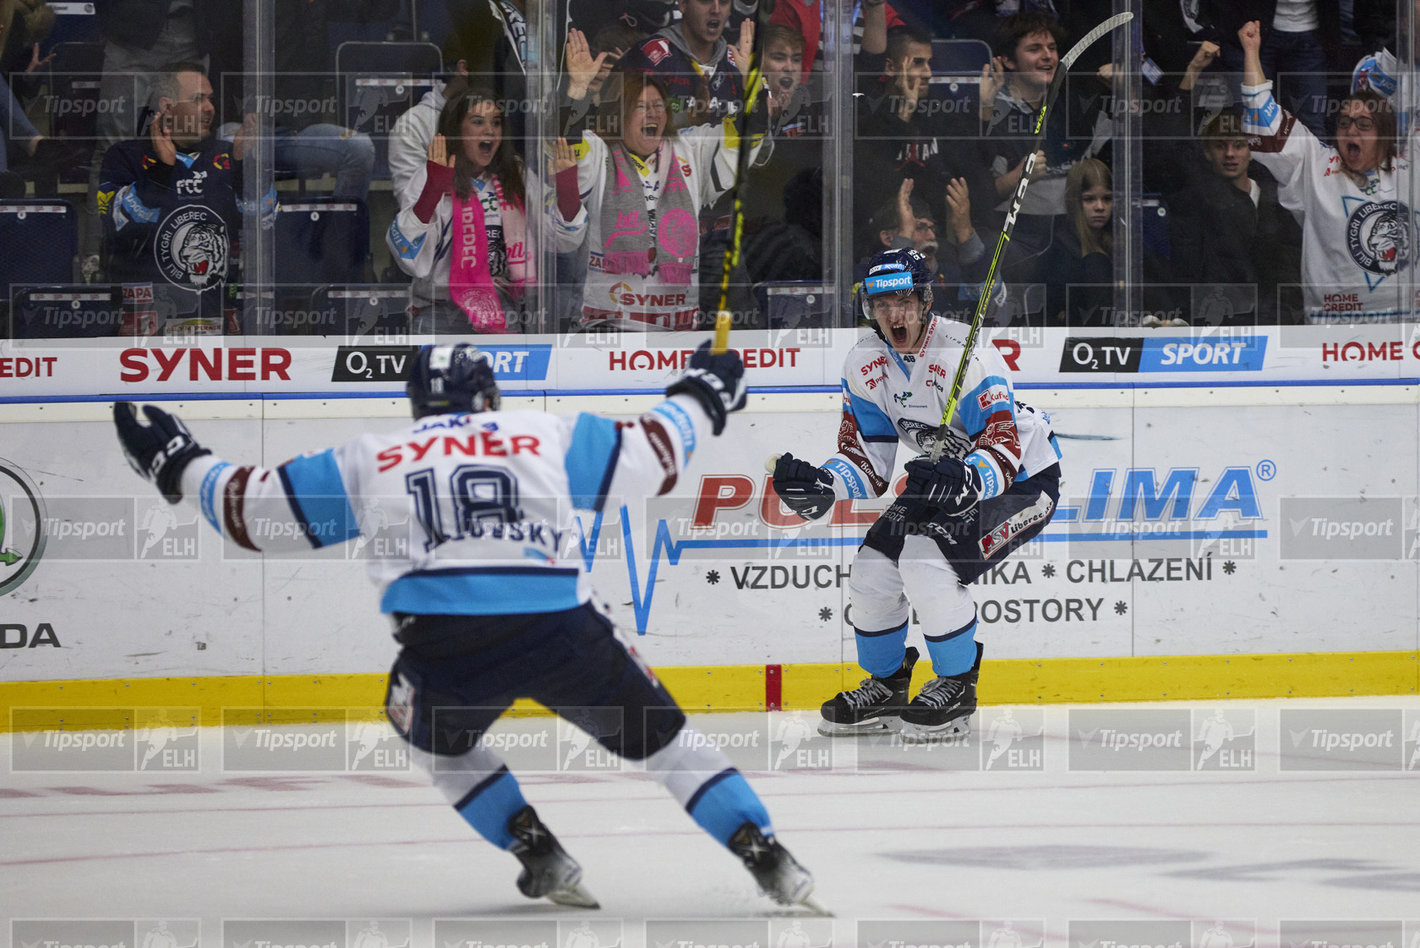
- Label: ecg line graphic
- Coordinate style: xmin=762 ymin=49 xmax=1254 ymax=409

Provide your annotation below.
xmin=577 ymin=506 xmax=1269 ymax=634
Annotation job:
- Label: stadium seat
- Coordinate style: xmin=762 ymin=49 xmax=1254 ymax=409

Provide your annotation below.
xmin=929 ymin=38 xmax=992 ymax=119
xmin=271 ymin=199 xmax=372 ymax=332
xmin=336 ymin=41 xmax=443 ymax=178
xmin=0 ymin=201 xmax=77 ymax=325
xmin=311 ymin=284 xmax=413 ymax=339
xmin=759 ymin=282 xmax=834 ymax=330
xmin=43 ymin=42 xmax=106 ymax=179
xmin=10 ymin=285 xmax=123 ymax=338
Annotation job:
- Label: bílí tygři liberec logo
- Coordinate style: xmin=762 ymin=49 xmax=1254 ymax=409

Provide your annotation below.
xmin=0 ymin=459 xmax=47 ymax=595
xmin=1346 ymin=198 xmax=1413 ymax=279
xmin=154 ymin=204 xmax=229 ymax=291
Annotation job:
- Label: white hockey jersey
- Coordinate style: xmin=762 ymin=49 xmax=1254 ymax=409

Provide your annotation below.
xmin=1242 ymin=80 xmax=1419 ymax=322
xmin=177 ymin=395 xmax=713 ymax=616
xmin=818 ymin=315 xmax=1060 ymax=503
xmin=573 ymin=121 xmax=756 ymax=330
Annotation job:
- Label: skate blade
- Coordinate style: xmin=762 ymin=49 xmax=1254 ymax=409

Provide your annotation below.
xmin=817 ymin=716 xmax=898 ymax=737
xmin=546 ymin=881 xmax=600 ymax=909
xmin=898 ymin=717 xmax=971 ymax=743
xmin=797 ymin=893 xmax=834 ymax=917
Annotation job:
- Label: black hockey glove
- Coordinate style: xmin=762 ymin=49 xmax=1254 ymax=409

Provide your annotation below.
xmin=771 ymin=453 xmax=836 ymax=521
xmin=113 ymin=402 xmax=211 ymax=504
xmin=666 ymin=341 xmax=747 ymax=436
xmin=903 ymin=455 xmax=984 ymax=516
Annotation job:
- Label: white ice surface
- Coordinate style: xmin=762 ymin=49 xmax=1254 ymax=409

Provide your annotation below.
xmin=3 ymin=698 xmax=1418 ymax=948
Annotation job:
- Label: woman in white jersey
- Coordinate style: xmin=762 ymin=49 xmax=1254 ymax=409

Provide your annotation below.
xmin=1239 ymin=20 xmax=1415 ymax=323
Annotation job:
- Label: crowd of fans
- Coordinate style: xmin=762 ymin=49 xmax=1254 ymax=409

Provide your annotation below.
xmin=0 ymin=0 xmax=1414 ymax=336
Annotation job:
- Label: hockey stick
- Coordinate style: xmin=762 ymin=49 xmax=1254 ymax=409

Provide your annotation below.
xmin=711 ymin=0 xmax=776 ymax=354
xmin=928 ymin=10 xmax=1133 ymax=462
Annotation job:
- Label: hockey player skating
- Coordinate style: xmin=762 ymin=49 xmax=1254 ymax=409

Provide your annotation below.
xmin=112 ymin=343 xmax=820 ymax=912
xmin=770 ymin=248 xmax=1062 ymax=741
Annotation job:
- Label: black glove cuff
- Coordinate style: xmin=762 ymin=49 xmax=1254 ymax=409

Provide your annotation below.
xmin=156 ymin=447 xmax=212 ymax=504
xmin=667 ymin=377 xmax=728 ymax=436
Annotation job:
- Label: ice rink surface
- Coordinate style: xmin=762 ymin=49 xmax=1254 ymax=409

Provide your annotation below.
xmin=3 ymin=696 xmax=1419 ymax=948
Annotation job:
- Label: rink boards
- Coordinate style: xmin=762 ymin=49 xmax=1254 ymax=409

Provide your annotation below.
xmin=0 ymin=367 xmax=1416 ymax=725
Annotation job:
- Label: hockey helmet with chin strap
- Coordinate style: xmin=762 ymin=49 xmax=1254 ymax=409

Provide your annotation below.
xmin=860 ymin=247 xmax=934 ymax=322
xmin=407 ymin=344 xmax=502 ymax=419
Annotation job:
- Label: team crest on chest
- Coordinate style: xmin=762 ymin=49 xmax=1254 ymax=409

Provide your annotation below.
xmin=1344 ymin=197 xmax=1415 ymax=287
xmin=154 ymin=204 xmax=228 ymax=291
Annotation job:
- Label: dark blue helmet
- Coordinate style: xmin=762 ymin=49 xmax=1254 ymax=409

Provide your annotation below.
xmin=860 ymin=247 xmax=933 ymax=319
xmin=406 ymin=344 xmax=501 ymax=419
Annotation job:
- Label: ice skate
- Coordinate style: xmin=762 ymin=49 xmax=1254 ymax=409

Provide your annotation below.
xmin=727 ymin=821 xmax=829 ymax=915
xmin=818 ymin=646 xmax=919 ymax=736
xmin=507 ymin=805 xmax=600 ymax=909
xmin=899 ymin=642 xmax=982 ymax=743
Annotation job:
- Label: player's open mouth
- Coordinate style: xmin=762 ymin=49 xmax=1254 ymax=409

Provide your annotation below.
xmin=890 ymin=325 xmax=909 ymax=346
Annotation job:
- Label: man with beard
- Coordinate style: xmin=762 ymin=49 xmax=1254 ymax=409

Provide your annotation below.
xmin=98 ymin=62 xmax=258 ymax=332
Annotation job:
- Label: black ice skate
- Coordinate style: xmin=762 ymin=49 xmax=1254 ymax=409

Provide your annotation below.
xmin=727 ymin=821 xmax=828 ymax=914
xmin=507 ymin=805 xmax=600 ymax=908
xmin=818 ymin=647 xmax=919 ymax=736
xmin=899 ymin=642 xmax=983 ymax=742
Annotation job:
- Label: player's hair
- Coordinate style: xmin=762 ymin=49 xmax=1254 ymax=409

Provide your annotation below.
xmin=992 ymin=11 xmax=1067 ymax=62
xmin=152 ymin=61 xmax=209 ymax=104
xmin=1064 ymin=158 xmax=1112 ymax=259
xmin=764 ymin=23 xmax=805 ymax=54
xmin=885 ymin=25 xmax=934 ymax=68
xmin=438 ymin=88 xmax=526 ymax=208
xmin=1339 ymin=89 xmax=1396 ymax=174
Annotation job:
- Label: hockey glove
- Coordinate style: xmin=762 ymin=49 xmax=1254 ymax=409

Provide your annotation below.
xmin=113 ymin=401 xmax=212 ymax=504
xmin=903 ymin=455 xmax=984 ymax=516
xmin=666 ymin=341 xmax=747 ymax=436
xmin=771 ymin=453 xmax=836 ymax=521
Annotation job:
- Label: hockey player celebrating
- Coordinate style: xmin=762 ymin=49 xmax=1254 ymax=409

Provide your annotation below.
xmin=112 ymin=343 xmax=819 ymax=912
xmin=1239 ymin=19 xmax=1416 ymax=322
xmin=770 ymin=248 xmax=1062 ymax=741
